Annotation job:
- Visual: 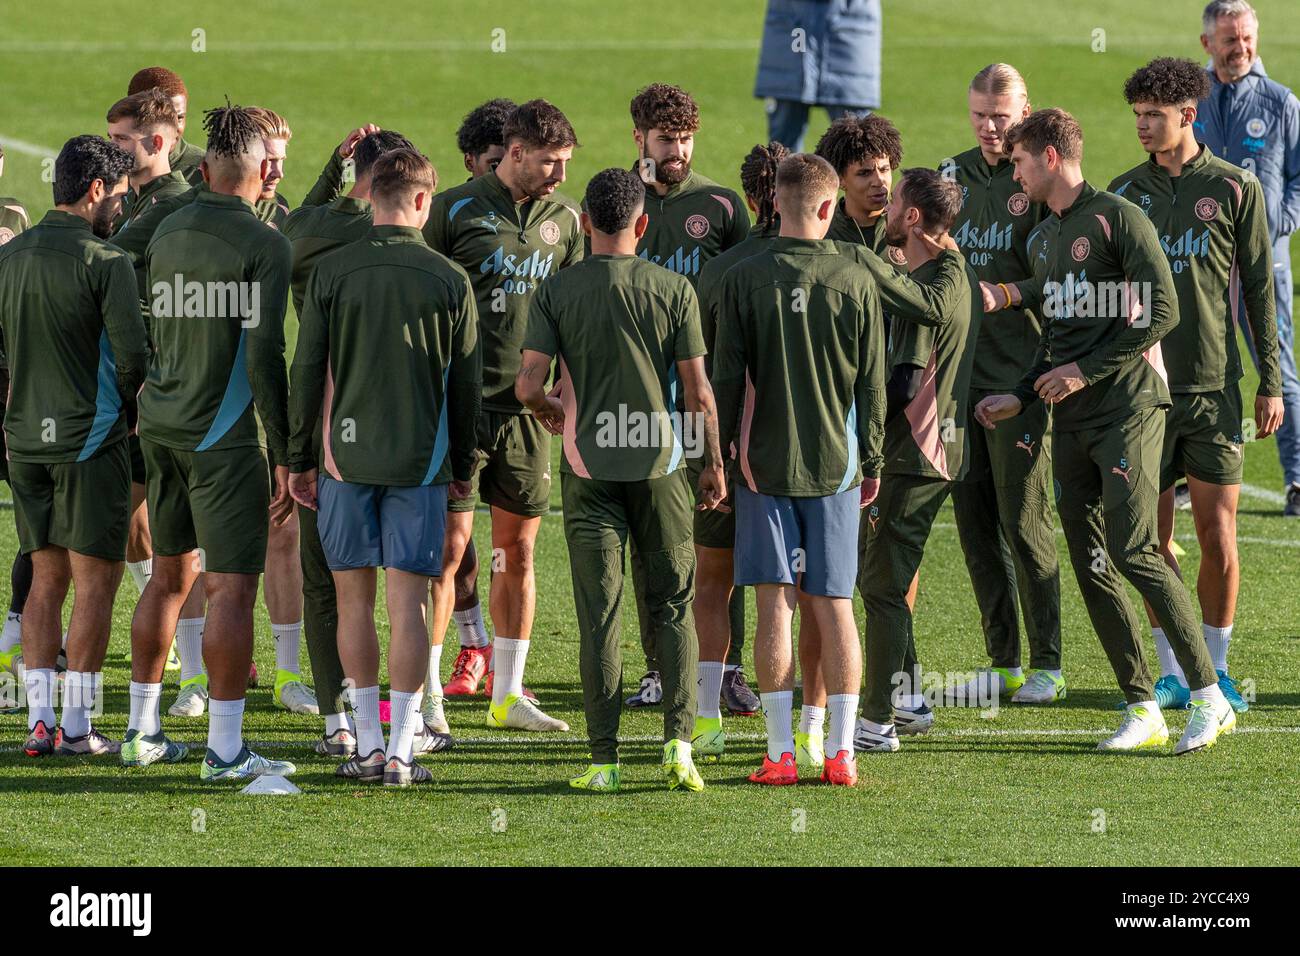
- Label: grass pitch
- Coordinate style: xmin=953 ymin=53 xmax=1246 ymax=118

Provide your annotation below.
xmin=0 ymin=0 xmax=1297 ymax=866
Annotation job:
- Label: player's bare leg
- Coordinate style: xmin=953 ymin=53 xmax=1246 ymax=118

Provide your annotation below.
xmin=168 ymin=573 xmax=209 ymax=716
xmin=795 ymin=591 xmax=828 ymax=768
xmin=485 ymin=506 xmax=565 ymax=730
xmin=20 ymin=547 xmax=69 ymax=754
xmin=434 ymin=511 xmax=483 ymax=709
xmin=54 ymin=550 xmax=123 ymax=753
xmin=690 ymin=544 xmax=732 ymax=760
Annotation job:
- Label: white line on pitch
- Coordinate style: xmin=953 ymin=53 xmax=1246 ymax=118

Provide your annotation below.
xmin=1241 ymin=482 xmax=1287 ymax=505
xmin=0 ymin=135 xmax=56 ymax=158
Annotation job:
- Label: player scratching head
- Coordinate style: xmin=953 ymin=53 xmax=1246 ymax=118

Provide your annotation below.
xmin=495 ymin=99 xmax=578 ymax=203
xmin=772 ymin=152 xmax=839 ymax=240
xmin=815 ymin=114 xmax=902 ymax=225
xmin=348 ymin=130 xmax=416 ymax=201
xmin=52 ymin=135 xmax=134 ymax=238
xmin=458 ymin=98 xmax=516 ymax=179
xmin=200 ymin=103 xmax=269 ymax=203
xmin=105 ymin=89 xmax=180 ymax=186
xmin=127 ymin=66 xmax=191 ymax=139
xmin=884 ymin=167 xmax=963 ymax=264
xmin=969 ymin=63 xmax=1031 ymax=165
xmin=1124 ymin=57 xmax=1211 ymax=158
xmin=369 ymin=147 xmax=436 ymax=231
xmin=245 ymin=107 xmax=292 ymax=203
xmin=581 ymin=167 xmax=647 ymax=254
xmin=1003 ymin=108 xmax=1085 ymax=212
xmin=631 ymin=83 xmax=699 ymax=193
xmin=739 ymin=141 xmax=790 ymax=231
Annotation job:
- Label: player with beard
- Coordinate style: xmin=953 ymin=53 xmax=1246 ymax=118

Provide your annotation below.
xmin=942 ymin=64 xmax=1065 ymax=708
xmin=0 ymin=136 xmax=148 ymax=757
xmin=621 ymin=83 xmax=757 ymax=717
xmin=438 ymin=99 xmax=519 ymax=706
xmin=422 ymin=100 xmax=582 ymax=733
xmin=0 ymin=144 xmax=36 ymax=682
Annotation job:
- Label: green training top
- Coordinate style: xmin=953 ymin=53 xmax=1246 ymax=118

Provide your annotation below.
xmin=171 ymin=138 xmax=205 ymax=187
xmin=633 ymin=168 xmax=750 ymax=287
xmin=282 ymin=195 xmax=373 ymax=316
xmin=110 ymin=170 xmax=194 ymax=306
xmin=1013 ymin=182 xmax=1178 ymax=431
xmin=712 ymin=237 xmax=888 ymax=494
xmin=0 ymin=197 xmax=31 ymax=373
xmin=946 ymin=146 xmax=1048 ymax=390
xmin=256 ymin=194 xmax=291 ymax=230
xmin=141 ymin=190 xmax=292 ymax=463
xmin=1108 ymin=146 xmax=1280 ymax=396
xmin=859 ymin=249 xmax=980 ymax=480
xmin=522 ymin=254 xmax=706 ymax=482
xmin=697 ymin=223 xmax=778 ymax=375
xmin=0 ymin=210 xmax=149 ymax=463
xmin=825 ymin=197 xmax=892 ymax=255
xmin=423 ymin=170 xmax=583 ymax=414
xmin=288 ymin=225 xmax=481 ymax=486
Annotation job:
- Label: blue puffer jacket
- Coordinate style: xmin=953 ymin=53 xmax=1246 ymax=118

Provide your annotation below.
xmin=753 ymin=0 xmax=882 ymax=109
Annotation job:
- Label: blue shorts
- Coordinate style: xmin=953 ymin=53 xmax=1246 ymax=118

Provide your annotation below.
xmin=317 ymin=476 xmax=447 ymax=576
xmin=733 ymin=484 xmax=860 ymax=598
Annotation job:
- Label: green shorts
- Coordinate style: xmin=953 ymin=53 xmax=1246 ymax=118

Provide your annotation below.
xmin=687 ymin=459 xmax=735 ymax=549
xmin=448 ymin=409 xmax=552 ymax=517
xmin=9 ymin=440 xmax=131 ymax=560
xmin=141 ymin=438 xmax=270 ymax=574
xmin=1159 ymin=387 xmax=1244 ymax=490
xmin=129 ymin=433 xmax=147 ymax=485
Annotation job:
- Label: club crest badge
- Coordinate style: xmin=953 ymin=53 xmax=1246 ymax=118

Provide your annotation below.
xmin=1071 ymin=237 xmax=1090 ymax=262
xmin=1246 ymin=117 xmax=1267 ymax=138
xmin=0 ymin=227 xmax=13 ymax=245
xmin=685 ymin=214 xmax=710 ymax=240
xmin=1195 ymin=197 xmax=1219 ymax=221
xmin=887 ymin=246 xmax=908 ymax=266
xmin=539 ymin=220 xmax=561 ymax=245
xmin=1007 ymin=192 xmax=1030 ymax=216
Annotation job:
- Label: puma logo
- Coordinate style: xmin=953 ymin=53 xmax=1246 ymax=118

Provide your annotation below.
xmin=868 ymin=513 xmax=880 ymax=532
xmin=1015 ymin=439 xmax=1036 ymax=457
xmin=1111 ymin=465 xmax=1132 ymax=483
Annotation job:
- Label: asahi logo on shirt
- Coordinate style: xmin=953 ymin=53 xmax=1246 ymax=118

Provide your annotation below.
xmin=639 ymin=246 xmax=700 ymax=277
xmin=952 ymin=220 xmax=1012 ymax=251
xmin=1007 ymin=192 xmax=1030 ymax=216
xmin=151 ymin=275 xmax=261 ymax=328
xmin=1160 ymin=228 xmax=1210 ymax=258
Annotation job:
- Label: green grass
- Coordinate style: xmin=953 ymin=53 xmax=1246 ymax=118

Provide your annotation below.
xmin=0 ymin=0 xmax=1298 ymax=866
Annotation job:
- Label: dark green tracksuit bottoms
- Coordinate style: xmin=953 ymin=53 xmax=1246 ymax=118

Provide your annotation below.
xmin=859 ymin=474 xmax=953 ymax=725
xmin=562 ymin=470 xmax=698 ymax=763
xmin=951 ymin=393 xmax=1062 ymax=670
xmin=297 ymin=501 xmax=348 ymax=716
xmin=1053 ymin=407 xmax=1216 ymax=702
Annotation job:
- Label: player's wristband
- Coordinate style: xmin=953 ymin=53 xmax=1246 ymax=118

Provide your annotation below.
xmin=997 ymin=283 xmax=1012 ymax=310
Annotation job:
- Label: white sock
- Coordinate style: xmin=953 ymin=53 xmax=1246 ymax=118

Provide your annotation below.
xmin=272 ymin=621 xmax=302 ymax=674
xmin=826 ymin=694 xmax=858 ymax=759
xmin=860 ymin=717 xmax=893 ymax=735
xmin=129 ymin=682 xmax=162 ymax=736
xmin=1006 ymin=666 xmax=1024 ymax=679
xmin=386 ymin=690 xmax=422 ymax=763
xmin=491 ymin=637 xmax=528 ymax=706
xmin=207 ymin=697 xmax=245 ymax=763
xmin=126 ymin=559 xmax=153 ymax=595
xmin=723 ymin=663 xmax=739 ymax=674
xmin=176 ymin=617 xmax=206 ymax=682
xmin=1130 ymin=699 xmax=1161 ymax=718
xmin=697 ymin=661 xmax=725 ymax=720
xmin=760 ymin=690 xmax=794 ymax=762
xmin=1152 ymin=627 xmax=1187 ymax=686
xmin=454 ymin=606 xmax=489 ymax=649
xmin=1204 ymin=623 xmax=1232 ymax=672
xmin=798 ymin=704 xmax=825 ymax=736
xmin=61 ymin=671 xmax=98 ymax=737
xmin=1043 ymin=668 xmax=1063 ymax=679
xmin=0 ymin=612 xmax=21 ymax=653
xmin=426 ymin=642 xmax=444 ymax=697
xmin=324 ymin=712 xmax=352 ymax=736
xmin=24 ymin=668 xmax=56 ymax=730
xmin=1191 ymin=682 xmax=1228 ymax=713
xmin=352 ymin=685 xmax=383 ymax=756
